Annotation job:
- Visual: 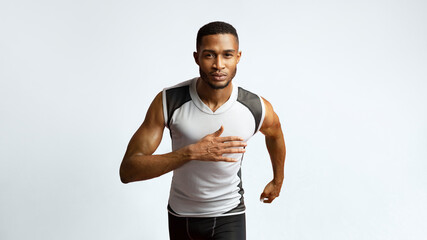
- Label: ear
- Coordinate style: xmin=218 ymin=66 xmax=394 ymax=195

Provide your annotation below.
xmin=236 ymin=51 xmax=242 ymax=64
xmin=193 ymin=51 xmax=200 ymax=65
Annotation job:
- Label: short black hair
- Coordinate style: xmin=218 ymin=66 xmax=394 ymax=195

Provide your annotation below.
xmin=196 ymin=21 xmax=239 ymax=50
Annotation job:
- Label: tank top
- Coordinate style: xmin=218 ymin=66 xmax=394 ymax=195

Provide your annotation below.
xmin=163 ymin=77 xmax=265 ymax=217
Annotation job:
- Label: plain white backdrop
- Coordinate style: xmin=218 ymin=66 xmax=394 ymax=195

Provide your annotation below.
xmin=1 ymin=0 xmax=426 ymax=239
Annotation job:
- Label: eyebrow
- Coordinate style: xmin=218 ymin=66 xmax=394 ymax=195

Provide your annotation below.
xmin=202 ymin=49 xmax=236 ymax=53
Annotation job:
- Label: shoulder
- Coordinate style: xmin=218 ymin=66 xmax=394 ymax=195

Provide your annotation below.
xmin=259 ymin=97 xmax=282 ymax=136
xmin=237 ymin=87 xmax=261 ymax=104
xmin=162 ymin=79 xmax=193 ymax=101
xmin=236 ymin=86 xmax=265 ymax=134
xmin=163 ymin=81 xmax=192 ymax=106
xmin=163 ymin=79 xmax=193 ymax=93
xmin=162 ymin=79 xmax=194 ymax=128
xmin=236 ymin=87 xmax=264 ymax=113
xmin=144 ymin=91 xmax=164 ymax=125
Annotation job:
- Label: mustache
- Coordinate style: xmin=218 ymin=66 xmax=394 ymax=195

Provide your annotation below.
xmin=210 ymin=72 xmax=227 ymax=76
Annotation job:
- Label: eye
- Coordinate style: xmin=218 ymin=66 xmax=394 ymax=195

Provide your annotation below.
xmin=204 ymin=53 xmax=214 ymax=58
xmin=224 ymin=53 xmax=234 ymax=58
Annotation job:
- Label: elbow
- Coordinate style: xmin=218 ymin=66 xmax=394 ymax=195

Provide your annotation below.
xmin=119 ymin=154 xmax=154 ymax=183
xmin=120 ymin=172 xmax=149 ymax=183
xmin=119 ymin=163 xmax=133 ymax=184
xmin=119 ymin=170 xmax=130 ymax=184
xmin=120 ymin=175 xmax=131 ymax=184
xmin=119 ymin=162 xmax=148 ymax=184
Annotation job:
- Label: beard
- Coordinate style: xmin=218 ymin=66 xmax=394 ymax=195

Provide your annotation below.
xmin=199 ymin=67 xmax=237 ymax=90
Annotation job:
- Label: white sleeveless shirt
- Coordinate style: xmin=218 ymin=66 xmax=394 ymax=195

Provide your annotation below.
xmin=163 ymin=77 xmax=265 ymax=217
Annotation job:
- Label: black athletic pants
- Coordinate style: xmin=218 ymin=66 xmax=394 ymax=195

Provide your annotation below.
xmin=168 ymin=212 xmax=246 ymax=240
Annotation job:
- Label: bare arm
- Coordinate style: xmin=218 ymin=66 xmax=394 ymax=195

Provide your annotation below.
xmin=259 ymin=97 xmax=286 ymax=203
xmin=119 ymin=92 xmax=247 ymax=183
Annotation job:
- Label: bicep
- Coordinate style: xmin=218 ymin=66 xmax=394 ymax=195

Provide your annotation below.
xmin=125 ymin=92 xmax=165 ymax=157
xmin=260 ymin=97 xmax=282 ymax=138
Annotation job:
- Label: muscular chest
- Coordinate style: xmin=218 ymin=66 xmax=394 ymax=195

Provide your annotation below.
xmin=169 ymin=101 xmax=256 ymax=150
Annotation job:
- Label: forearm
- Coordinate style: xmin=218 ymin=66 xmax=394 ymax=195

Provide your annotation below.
xmin=265 ymin=130 xmax=286 ymax=184
xmin=120 ymin=149 xmax=190 ymax=183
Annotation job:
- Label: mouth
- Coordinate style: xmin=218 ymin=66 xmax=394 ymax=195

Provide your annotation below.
xmin=211 ymin=73 xmax=227 ymax=81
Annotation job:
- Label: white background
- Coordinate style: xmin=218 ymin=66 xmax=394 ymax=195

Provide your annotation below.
xmin=1 ymin=0 xmax=426 ymax=239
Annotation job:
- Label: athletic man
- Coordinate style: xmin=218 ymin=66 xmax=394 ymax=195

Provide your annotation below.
xmin=120 ymin=21 xmax=286 ymax=239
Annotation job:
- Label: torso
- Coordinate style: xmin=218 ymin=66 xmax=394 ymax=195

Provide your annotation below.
xmin=163 ymin=77 xmax=265 ymax=217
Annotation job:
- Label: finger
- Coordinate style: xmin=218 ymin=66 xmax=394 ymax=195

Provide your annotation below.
xmin=260 ymin=192 xmax=267 ymax=202
xmin=221 ymin=141 xmax=247 ymax=148
xmin=260 ymin=191 xmax=273 ymax=203
xmin=220 ymin=147 xmax=246 ymax=154
xmin=217 ymin=136 xmax=245 ymax=142
xmin=212 ymin=125 xmax=224 ymax=137
xmin=260 ymin=194 xmax=275 ymax=203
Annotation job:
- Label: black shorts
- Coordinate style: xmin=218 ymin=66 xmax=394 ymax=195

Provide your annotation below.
xmin=168 ymin=212 xmax=246 ymax=240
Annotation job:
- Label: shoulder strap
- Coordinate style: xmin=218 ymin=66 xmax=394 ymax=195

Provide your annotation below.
xmin=237 ymin=87 xmax=264 ymax=134
xmin=164 ymin=85 xmax=192 ymax=128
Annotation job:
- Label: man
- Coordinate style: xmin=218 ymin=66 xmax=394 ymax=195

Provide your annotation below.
xmin=120 ymin=21 xmax=286 ymax=240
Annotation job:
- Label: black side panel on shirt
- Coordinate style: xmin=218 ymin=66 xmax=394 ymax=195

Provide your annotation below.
xmin=223 ymin=167 xmax=246 ymax=215
xmin=237 ymin=87 xmax=263 ymax=134
xmin=166 ymin=85 xmax=192 ymax=128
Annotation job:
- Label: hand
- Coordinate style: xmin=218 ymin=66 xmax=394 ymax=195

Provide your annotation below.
xmin=185 ymin=126 xmax=247 ymax=162
xmin=260 ymin=180 xmax=283 ymax=203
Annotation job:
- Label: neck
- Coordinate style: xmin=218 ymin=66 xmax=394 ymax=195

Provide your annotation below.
xmin=196 ymin=78 xmax=233 ymax=112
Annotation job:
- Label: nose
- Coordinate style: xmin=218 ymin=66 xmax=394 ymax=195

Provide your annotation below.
xmin=213 ymin=56 xmax=225 ymax=70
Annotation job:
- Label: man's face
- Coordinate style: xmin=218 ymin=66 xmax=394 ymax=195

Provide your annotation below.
xmin=194 ymin=34 xmax=241 ymax=90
